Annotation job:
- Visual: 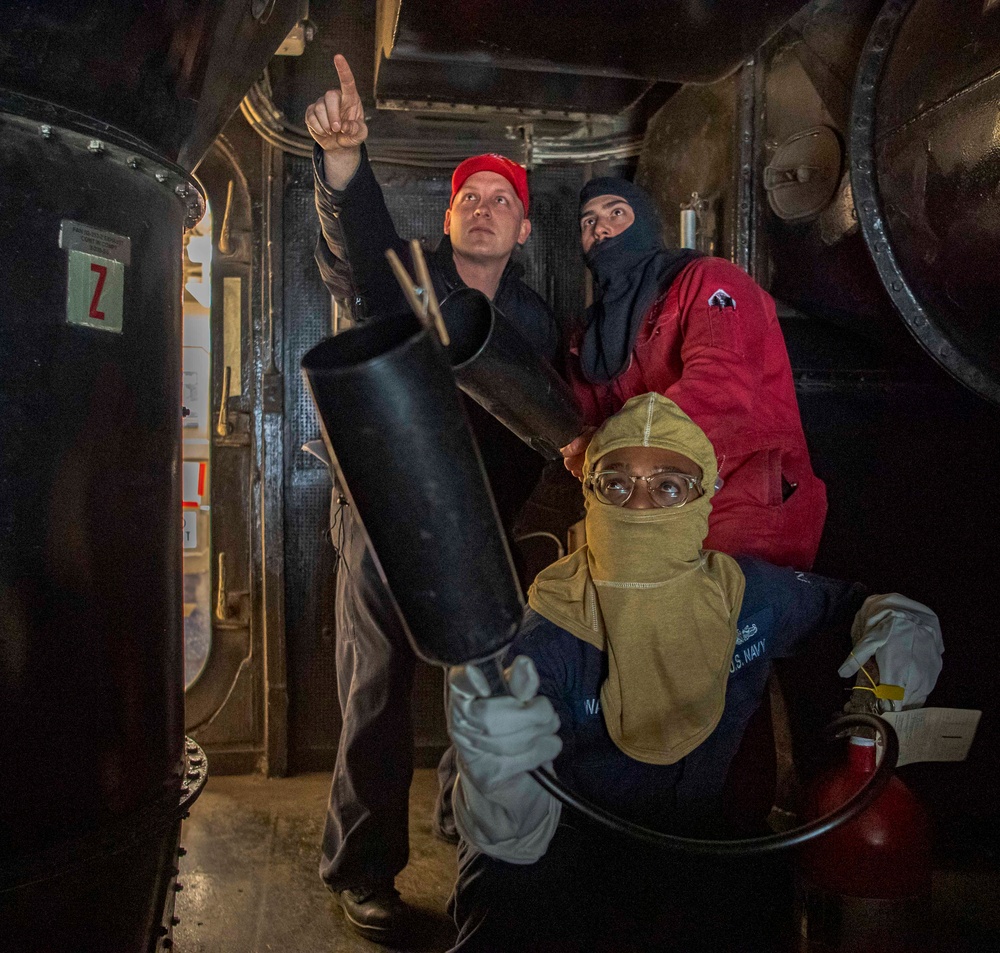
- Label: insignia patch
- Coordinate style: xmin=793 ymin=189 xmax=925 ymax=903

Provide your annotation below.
xmin=708 ymin=289 xmax=736 ymax=310
xmin=735 ymin=622 xmax=759 ymax=646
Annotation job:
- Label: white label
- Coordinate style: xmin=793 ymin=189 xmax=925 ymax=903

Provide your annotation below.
xmin=59 ymin=220 xmax=131 ymax=265
xmin=183 ymin=370 xmax=201 ymax=430
xmin=881 ymin=707 xmax=982 ymax=767
xmin=66 ymin=250 xmax=125 ymax=333
xmin=182 ymin=511 xmax=198 ymax=550
xmin=182 ymin=345 xmax=211 ymax=439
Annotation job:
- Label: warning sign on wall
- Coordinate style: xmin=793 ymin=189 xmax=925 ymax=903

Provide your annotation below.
xmin=182 ymin=460 xmax=208 ymax=509
xmin=59 ymin=220 xmax=130 ymax=334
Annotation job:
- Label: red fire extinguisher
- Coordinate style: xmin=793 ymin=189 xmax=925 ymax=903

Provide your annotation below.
xmin=797 ymin=733 xmax=932 ymax=952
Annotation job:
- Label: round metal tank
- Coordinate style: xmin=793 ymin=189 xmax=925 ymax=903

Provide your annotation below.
xmin=851 ymin=0 xmax=1000 ymax=406
xmin=0 ymin=89 xmax=204 ymax=952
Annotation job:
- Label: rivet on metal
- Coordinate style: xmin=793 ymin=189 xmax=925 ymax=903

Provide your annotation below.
xmin=128 ymin=157 xmax=142 ymax=169
xmin=39 ymin=124 xmax=53 ymax=139
xmin=156 ymin=172 xmax=168 ymax=183
xmin=175 ymin=184 xmax=188 ymax=197
xmin=88 ymin=139 xmax=105 ymax=155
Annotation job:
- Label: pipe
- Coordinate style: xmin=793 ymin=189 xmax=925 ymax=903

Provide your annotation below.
xmin=440 ymin=288 xmax=584 ymax=459
xmin=680 ymin=207 xmax=697 ymax=249
xmin=531 ymin=714 xmax=899 ymax=855
xmin=301 ymin=315 xmax=524 ymax=667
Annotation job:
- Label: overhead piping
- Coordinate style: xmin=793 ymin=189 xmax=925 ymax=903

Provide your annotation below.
xmin=239 ymin=72 xmax=643 ymax=167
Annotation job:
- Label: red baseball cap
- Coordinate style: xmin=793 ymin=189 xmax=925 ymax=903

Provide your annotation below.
xmin=450 ymin=154 xmax=530 ymax=216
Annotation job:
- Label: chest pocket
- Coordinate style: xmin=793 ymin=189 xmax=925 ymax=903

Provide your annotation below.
xmin=630 ymin=302 xmax=682 ymax=396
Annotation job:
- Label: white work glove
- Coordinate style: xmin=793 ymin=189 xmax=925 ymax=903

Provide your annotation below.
xmin=838 ymin=594 xmax=944 ymax=711
xmin=449 ymin=655 xmax=563 ymax=864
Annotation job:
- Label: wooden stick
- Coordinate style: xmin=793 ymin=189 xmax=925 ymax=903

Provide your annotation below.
xmin=409 ymin=239 xmax=450 ymax=346
xmin=384 ymin=249 xmax=429 ymax=326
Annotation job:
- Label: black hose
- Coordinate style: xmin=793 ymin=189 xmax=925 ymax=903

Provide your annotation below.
xmin=525 ymin=713 xmax=897 ymax=855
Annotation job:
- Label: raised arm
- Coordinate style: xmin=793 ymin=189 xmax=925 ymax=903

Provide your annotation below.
xmin=306 ymin=54 xmax=410 ymax=319
xmin=305 ymin=54 xmax=367 ymax=190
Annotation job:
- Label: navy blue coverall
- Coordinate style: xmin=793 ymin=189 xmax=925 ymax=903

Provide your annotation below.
xmin=448 ymin=557 xmax=867 ymax=952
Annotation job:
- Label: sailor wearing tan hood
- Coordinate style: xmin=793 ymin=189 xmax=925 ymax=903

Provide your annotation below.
xmin=445 ymin=393 xmax=943 ymax=953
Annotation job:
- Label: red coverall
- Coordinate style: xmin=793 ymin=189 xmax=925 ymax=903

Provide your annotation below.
xmin=569 ymin=257 xmax=827 ymax=570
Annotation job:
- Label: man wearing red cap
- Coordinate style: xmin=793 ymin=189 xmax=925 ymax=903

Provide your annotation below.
xmin=307 ymin=55 xmax=555 ymax=353
xmin=305 ymin=54 xmax=558 ymax=944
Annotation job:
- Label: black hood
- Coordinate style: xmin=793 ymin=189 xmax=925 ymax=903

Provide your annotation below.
xmin=579 ymin=177 xmax=700 ymax=384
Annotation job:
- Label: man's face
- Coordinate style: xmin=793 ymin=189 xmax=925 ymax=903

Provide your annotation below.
xmin=579 ymin=194 xmax=635 ymax=253
xmin=444 ymin=171 xmax=531 ymax=263
xmin=594 ymin=445 xmax=703 ymax=510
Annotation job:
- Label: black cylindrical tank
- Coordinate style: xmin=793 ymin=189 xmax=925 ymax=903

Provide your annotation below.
xmin=0 ymin=0 xmax=302 ymax=168
xmin=0 ymin=91 xmax=204 ymax=952
xmin=852 ymin=0 xmax=1000 ymax=406
xmin=302 ymin=315 xmax=524 ymax=668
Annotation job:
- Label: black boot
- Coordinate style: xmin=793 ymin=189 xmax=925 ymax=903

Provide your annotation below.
xmin=335 ymin=884 xmax=409 ymax=945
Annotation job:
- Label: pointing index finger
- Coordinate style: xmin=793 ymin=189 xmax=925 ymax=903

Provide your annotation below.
xmin=334 ymin=54 xmax=358 ymax=96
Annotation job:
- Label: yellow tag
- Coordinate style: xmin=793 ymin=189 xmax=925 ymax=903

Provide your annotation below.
xmin=874 ymin=683 xmax=905 ymax=701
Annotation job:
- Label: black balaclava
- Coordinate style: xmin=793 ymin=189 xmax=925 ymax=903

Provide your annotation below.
xmin=579 ymin=177 xmax=701 ymax=384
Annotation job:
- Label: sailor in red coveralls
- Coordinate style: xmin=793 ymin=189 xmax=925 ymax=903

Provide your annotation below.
xmin=561 ymin=178 xmax=826 ymax=569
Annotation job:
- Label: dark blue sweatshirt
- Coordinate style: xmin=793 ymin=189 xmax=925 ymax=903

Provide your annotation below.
xmin=506 ymin=557 xmax=867 ymax=833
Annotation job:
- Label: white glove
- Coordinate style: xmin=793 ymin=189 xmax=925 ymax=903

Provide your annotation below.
xmin=449 ymin=655 xmax=562 ymax=864
xmin=838 ymin=594 xmax=944 ymax=711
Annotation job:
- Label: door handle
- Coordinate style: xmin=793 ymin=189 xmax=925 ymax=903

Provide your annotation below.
xmin=218 ymin=180 xmax=235 ymax=256
xmin=215 ymin=550 xmax=229 ymax=621
xmin=215 ymin=365 xmax=232 ymax=437
xmin=215 ymin=550 xmax=250 ymax=625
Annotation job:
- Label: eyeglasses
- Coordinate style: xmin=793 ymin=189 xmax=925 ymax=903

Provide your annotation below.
xmin=587 ymin=470 xmax=703 ymax=508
